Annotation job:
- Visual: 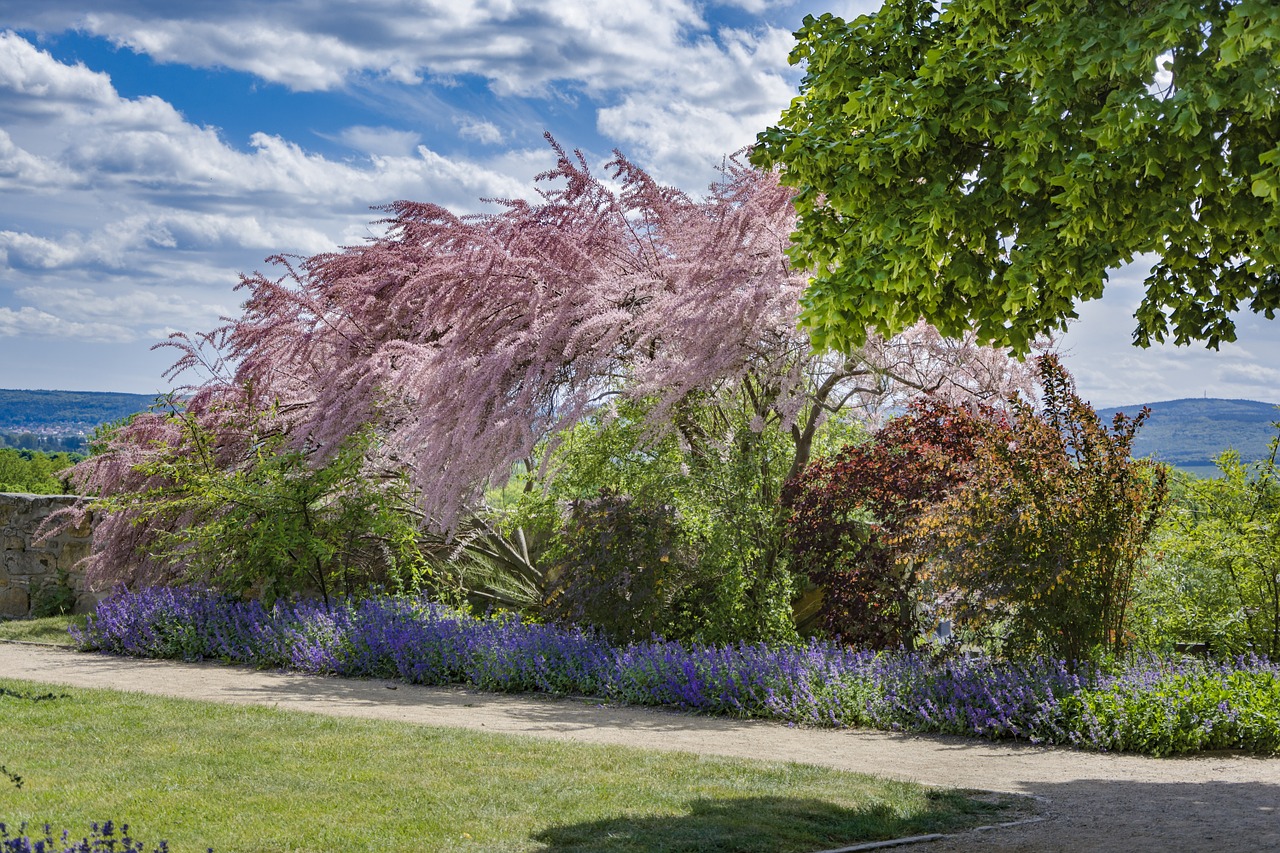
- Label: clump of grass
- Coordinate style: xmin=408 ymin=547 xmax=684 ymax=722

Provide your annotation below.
xmin=0 ymin=677 xmax=1029 ymax=853
xmin=0 ymin=614 xmax=84 ymax=646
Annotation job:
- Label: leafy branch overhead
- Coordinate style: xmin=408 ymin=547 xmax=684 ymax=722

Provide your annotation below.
xmin=753 ymin=0 xmax=1280 ymax=354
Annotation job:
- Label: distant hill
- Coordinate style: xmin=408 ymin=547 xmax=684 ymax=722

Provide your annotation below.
xmin=1097 ymin=398 xmax=1278 ymax=471
xmin=0 ymin=388 xmax=160 ymax=452
xmin=2 ymin=389 xmax=1276 ymax=471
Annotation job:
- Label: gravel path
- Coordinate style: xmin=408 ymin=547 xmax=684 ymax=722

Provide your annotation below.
xmin=3 ymin=643 xmax=1278 ymax=852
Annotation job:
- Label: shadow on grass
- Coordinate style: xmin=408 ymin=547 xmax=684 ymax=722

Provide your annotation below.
xmin=534 ymin=779 xmax=1280 ymax=852
xmin=531 ymin=793 xmax=1007 ymax=853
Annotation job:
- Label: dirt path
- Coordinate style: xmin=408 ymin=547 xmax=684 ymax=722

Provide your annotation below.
xmin=3 ymin=643 xmax=1278 ymax=852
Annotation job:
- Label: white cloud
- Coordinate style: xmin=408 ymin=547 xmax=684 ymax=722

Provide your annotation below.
xmin=10 ymin=2 xmax=714 ymax=96
xmin=0 ymin=212 xmax=336 ymax=274
xmin=457 ymin=118 xmax=504 ymax=145
xmin=0 ymin=305 xmax=136 ymax=343
xmin=1217 ymin=363 xmax=1280 ymax=388
xmin=332 ymin=125 xmax=422 ymax=157
xmin=0 ymin=30 xmax=115 ymax=108
xmin=5 ymin=3 xmax=802 ymax=184
xmin=0 ymin=31 xmax=557 ymax=384
xmin=88 ymin=16 xmax=414 ymax=92
xmin=596 ymin=25 xmax=798 ymax=184
xmin=0 ymin=231 xmax=84 ymax=270
xmin=0 ymin=129 xmax=76 ymax=188
xmin=0 ymin=33 xmax=540 ymax=213
xmin=17 ymin=285 xmax=233 ymax=328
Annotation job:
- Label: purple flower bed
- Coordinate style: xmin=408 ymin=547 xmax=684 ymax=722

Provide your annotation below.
xmin=73 ymin=587 xmax=1280 ymax=756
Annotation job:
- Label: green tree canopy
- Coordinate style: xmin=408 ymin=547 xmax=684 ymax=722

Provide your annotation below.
xmin=753 ymin=0 xmax=1280 ymax=354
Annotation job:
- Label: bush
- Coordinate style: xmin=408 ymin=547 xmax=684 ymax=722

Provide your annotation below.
xmin=510 ymin=402 xmax=799 ymax=645
xmin=784 ymin=400 xmax=1001 ymax=648
xmin=915 ymin=356 xmax=1168 ymax=662
xmin=0 ymin=448 xmax=79 ymax=495
xmin=543 ymin=490 xmax=692 ymax=643
xmin=1133 ymin=428 xmax=1280 ymax=657
xmin=82 ymin=398 xmax=437 ymax=606
xmin=30 ymin=571 xmax=78 ymax=618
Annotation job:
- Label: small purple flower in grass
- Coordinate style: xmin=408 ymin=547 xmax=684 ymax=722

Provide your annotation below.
xmin=0 ymin=820 xmax=188 ymax=853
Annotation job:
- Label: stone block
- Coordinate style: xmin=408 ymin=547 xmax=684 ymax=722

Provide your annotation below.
xmin=57 ymin=539 xmax=92 ymax=571
xmin=74 ymin=589 xmax=106 ymax=615
xmin=63 ymin=536 xmax=91 ymax=556
xmin=0 ymin=585 xmax=29 ymax=618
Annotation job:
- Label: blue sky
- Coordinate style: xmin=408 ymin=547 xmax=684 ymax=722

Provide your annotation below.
xmin=0 ymin=0 xmax=1276 ymax=409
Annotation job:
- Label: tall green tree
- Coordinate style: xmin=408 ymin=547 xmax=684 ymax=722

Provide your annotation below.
xmin=753 ymin=0 xmax=1280 ymax=354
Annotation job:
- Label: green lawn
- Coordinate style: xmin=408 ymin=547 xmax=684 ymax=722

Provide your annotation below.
xmin=0 ymin=677 xmax=1030 ymax=852
xmin=0 ymin=614 xmax=82 ymax=645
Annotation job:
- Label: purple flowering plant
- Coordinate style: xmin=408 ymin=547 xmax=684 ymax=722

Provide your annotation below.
xmin=0 ymin=820 xmax=195 ymax=853
xmin=73 ymin=586 xmax=1280 ymax=756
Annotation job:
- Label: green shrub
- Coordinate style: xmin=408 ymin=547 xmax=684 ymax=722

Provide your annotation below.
xmin=915 ymin=356 xmax=1168 ymax=662
xmin=30 ymin=571 xmax=78 ymax=618
xmin=1132 ymin=424 xmax=1280 ymax=657
xmin=93 ymin=404 xmax=439 ymax=606
xmin=511 ymin=400 xmax=799 ymax=644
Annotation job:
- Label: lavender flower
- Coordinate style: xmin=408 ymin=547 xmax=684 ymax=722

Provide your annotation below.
xmin=74 ymin=586 xmax=1280 ymax=756
xmin=0 ymin=820 xmax=181 ymax=853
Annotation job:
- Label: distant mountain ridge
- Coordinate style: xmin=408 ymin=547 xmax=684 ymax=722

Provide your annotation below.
xmin=0 ymin=388 xmax=160 ymax=432
xmin=1097 ymin=398 xmax=1278 ymax=469
xmin=2 ymin=389 xmax=1276 ymax=473
xmin=0 ymin=388 xmax=160 ymax=452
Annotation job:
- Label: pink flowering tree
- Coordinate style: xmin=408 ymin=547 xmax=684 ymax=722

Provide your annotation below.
xmin=61 ymin=136 xmax=1037 ymax=618
xmin=219 ymin=138 xmax=1032 ymax=519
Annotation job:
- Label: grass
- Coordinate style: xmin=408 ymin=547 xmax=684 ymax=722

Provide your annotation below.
xmin=0 ymin=677 xmax=1031 ymax=853
xmin=0 ymin=614 xmax=82 ymax=645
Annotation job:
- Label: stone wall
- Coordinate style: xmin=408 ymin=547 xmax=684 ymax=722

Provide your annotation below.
xmin=0 ymin=492 xmax=97 ymax=618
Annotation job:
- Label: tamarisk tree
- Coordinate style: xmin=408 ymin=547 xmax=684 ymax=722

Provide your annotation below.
xmin=221 ymin=140 xmax=1033 ymax=520
xmin=63 ymin=138 xmax=1036 ymax=594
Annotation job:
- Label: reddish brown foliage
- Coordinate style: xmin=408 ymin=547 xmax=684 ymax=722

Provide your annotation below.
xmin=784 ymin=401 xmax=1008 ymax=648
xmin=915 ymin=355 xmax=1169 ymax=661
